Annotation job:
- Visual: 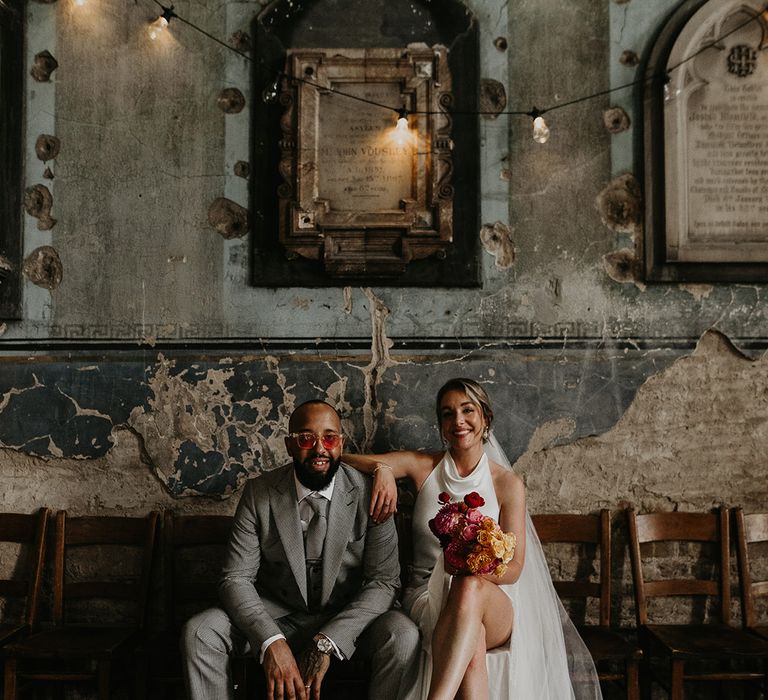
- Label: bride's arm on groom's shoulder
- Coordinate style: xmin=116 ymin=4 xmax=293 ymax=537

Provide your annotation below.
xmin=343 ymin=450 xmax=439 ymax=522
xmin=487 ymin=467 xmax=526 ymax=585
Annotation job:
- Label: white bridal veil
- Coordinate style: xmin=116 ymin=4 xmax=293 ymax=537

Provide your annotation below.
xmin=483 ymin=432 xmax=604 ymax=700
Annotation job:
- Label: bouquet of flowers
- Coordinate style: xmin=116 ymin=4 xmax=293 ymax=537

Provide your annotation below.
xmin=428 ymin=491 xmax=516 ymax=576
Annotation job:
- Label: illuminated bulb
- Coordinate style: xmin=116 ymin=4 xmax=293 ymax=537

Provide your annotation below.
xmin=73 ymin=0 xmax=86 ymax=6
xmin=149 ymin=16 xmax=168 ymax=40
xmin=262 ymin=78 xmax=280 ymax=104
xmin=391 ymin=107 xmax=414 ymax=147
xmin=396 ymin=107 xmax=409 ymax=132
xmin=149 ymin=6 xmax=175 ymax=40
xmin=532 ymin=115 xmax=550 ymax=144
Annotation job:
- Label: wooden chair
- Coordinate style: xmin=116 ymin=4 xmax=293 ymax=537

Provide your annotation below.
xmin=532 ymin=510 xmax=641 ymax=699
xmin=0 ymin=509 xmax=49 ymax=647
xmin=138 ymin=512 xmax=234 ymax=699
xmin=627 ymin=508 xmax=768 ymax=699
xmin=735 ymin=508 xmax=768 ymax=642
xmin=3 ymin=510 xmax=159 ymax=700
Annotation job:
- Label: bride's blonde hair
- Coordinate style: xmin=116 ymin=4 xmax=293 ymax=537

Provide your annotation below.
xmin=435 ymin=378 xmax=494 ymax=435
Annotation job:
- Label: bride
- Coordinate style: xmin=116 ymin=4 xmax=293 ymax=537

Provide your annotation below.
xmin=344 ymin=377 xmax=602 ymax=700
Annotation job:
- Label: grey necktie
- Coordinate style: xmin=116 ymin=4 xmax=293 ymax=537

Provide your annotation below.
xmin=305 ymin=493 xmax=327 ymax=608
xmin=305 ymin=493 xmax=328 ymax=560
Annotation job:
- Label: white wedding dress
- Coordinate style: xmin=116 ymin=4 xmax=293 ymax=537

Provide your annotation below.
xmin=401 ymin=441 xmax=602 ymax=700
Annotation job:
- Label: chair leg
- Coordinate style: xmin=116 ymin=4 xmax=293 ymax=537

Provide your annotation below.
xmin=670 ymin=660 xmax=684 ymax=700
xmin=3 ymin=659 xmax=17 ymax=700
xmin=626 ymin=660 xmax=640 ymax=700
xmin=639 ymin=657 xmax=652 ymax=700
xmin=134 ymin=650 xmax=147 ymax=700
xmin=98 ymin=660 xmax=111 ymax=700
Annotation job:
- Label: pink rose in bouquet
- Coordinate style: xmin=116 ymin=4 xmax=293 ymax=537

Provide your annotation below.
xmin=428 ymin=491 xmax=516 ymax=577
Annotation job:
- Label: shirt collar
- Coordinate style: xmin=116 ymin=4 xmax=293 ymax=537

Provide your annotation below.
xmin=294 ymin=472 xmax=336 ymax=503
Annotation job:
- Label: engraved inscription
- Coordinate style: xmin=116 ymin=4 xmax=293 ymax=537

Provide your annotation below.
xmin=317 ymin=83 xmax=414 ymax=210
xmin=686 ymin=68 xmax=768 ymax=242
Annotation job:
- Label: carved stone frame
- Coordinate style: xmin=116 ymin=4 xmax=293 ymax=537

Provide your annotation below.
xmin=643 ymin=0 xmax=768 ymax=282
xmin=277 ymin=46 xmax=453 ymax=278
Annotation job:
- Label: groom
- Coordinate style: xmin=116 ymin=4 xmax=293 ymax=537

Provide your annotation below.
xmin=182 ymin=400 xmax=419 ymax=700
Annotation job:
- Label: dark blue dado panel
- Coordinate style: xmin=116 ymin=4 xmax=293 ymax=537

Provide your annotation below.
xmin=0 ymin=343 xmax=683 ymax=497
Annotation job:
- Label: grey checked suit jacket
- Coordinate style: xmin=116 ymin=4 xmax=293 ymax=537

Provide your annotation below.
xmin=218 ymin=462 xmax=400 ymax=659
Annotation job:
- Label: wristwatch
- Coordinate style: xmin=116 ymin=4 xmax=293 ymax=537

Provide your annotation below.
xmin=313 ymin=633 xmax=333 ymax=655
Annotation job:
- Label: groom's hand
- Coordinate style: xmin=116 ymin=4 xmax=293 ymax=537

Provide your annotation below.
xmin=263 ymin=639 xmax=307 ymax=700
xmin=297 ymin=645 xmax=331 ymax=700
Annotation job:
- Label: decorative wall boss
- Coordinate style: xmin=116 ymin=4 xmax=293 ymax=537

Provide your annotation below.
xmin=208 ymin=197 xmax=249 ymax=239
xmin=22 ymin=246 xmax=63 ymax=290
xmin=29 ymin=50 xmax=57 ymax=82
xmin=277 ymin=46 xmax=454 ymax=278
xmin=217 ymin=87 xmax=245 ymax=114
xmin=23 ymin=184 xmax=56 ymax=230
xmin=34 ymin=134 xmax=60 ymax=162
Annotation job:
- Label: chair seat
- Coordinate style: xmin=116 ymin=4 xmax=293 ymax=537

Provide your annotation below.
xmin=644 ymin=624 xmax=768 ymax=660
xmin=0 ymin=623 xmax=27 ymax=646
xmin=4 ymin=626 xmax=140 ymax=660
xmin=578 ymin=626 xmax=643 ymax=662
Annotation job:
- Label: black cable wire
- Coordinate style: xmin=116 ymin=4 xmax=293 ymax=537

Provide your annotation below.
xmin=147 ymin=1 xmax=768 ymax=121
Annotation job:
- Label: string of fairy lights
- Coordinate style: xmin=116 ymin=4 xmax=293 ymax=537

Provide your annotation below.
xmin=135 ymin=0 xmax=768 ymax=144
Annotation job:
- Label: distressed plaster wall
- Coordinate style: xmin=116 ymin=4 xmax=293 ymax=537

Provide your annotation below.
xmin=0 ymin=0 xmax=767 ymax=685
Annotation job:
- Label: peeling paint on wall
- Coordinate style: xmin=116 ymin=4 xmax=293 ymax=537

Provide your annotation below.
xmin=354 ymin=289 xmax=399 ymax=451
xmin=679 ymin=283 xmax=714 ymax=301
xmin=519 ymin=329 xmax=768 ymax=514
xmin=128 ymin=355 xmax=297 ymax=497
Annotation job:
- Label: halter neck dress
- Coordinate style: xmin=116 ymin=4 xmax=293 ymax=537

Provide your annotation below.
xmin=403 ymin=451 xmax=518 ymax=699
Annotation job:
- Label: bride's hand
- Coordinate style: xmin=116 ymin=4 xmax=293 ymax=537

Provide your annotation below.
xmin=370 ymin=463 xmax=398 ymax=523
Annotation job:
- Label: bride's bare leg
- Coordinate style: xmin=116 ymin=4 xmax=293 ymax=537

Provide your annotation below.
xmin=426 ymin=576 xmax=513 ymax=700
xmin=455 ymin=628 xmax=488 ymax=700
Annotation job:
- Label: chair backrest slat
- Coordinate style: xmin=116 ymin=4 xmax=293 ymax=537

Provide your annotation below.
xmin=0 ymin=508 xmax=49 ymax=628
xmin=0 ymin=581 xmax=28 ymax=597
xmin=53 ymin=510 xmax=159 ymax=628
xmin=64 ymin=581 xmax=140 ymax=600
xmin=164 ymin=512 xmax=234 ymax=630
xmin=627 ymin=508 xmax=729 ymax=628
xmin=532 ymin=510 xmax=610 ymax=626
xmin=735 ymin=508 xmax=768 ymax=629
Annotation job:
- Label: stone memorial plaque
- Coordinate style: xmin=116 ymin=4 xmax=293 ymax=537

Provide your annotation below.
xmin=276 ymin=47 xmax=454 ymax=278
xmin=663 ymin=0 xmax=768 ymax=263
xmin=317 ymin=83 xmax=414 ymax=211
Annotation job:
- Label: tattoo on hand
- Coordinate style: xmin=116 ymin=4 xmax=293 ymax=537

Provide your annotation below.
xmin=300 ymin=648 xmax=327 ymax=679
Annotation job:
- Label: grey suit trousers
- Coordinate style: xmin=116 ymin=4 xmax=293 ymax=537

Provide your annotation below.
xmin=182 ymin=606 xmax=420 ymax=700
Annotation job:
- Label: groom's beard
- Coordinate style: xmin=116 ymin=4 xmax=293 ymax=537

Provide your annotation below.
xmin=293 ymin=453 xmax=341 ymax=491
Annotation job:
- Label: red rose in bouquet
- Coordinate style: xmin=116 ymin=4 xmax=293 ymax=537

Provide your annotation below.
xmin=428 ymin=491 xmax=516 ymax=576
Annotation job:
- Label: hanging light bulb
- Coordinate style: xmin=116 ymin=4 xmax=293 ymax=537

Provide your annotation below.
xmin=396 ymin=106 xmax=409 ymax=132
xmin=529 ymin=108 xmax=550 ymax=144
xmin=390 ymin=107 xmax=415 ymax=147
xmin=149 ymin=6 xmax=175 ymax=41
xmin=73 ymin=0 xmax=86 ymax=6
xmin=262 ymin=77 xmax=280 ymax=104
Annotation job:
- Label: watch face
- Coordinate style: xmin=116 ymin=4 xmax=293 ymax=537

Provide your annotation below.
xmin=316 ymin=636 xmax=333 ymax=654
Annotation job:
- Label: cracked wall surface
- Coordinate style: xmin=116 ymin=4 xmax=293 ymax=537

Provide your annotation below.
xmin=1 ymin=331 xmax=764 ymax=511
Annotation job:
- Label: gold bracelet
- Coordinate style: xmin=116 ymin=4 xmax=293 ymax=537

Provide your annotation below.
xmin=373 ymin=464 xmax=393 ymax=475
